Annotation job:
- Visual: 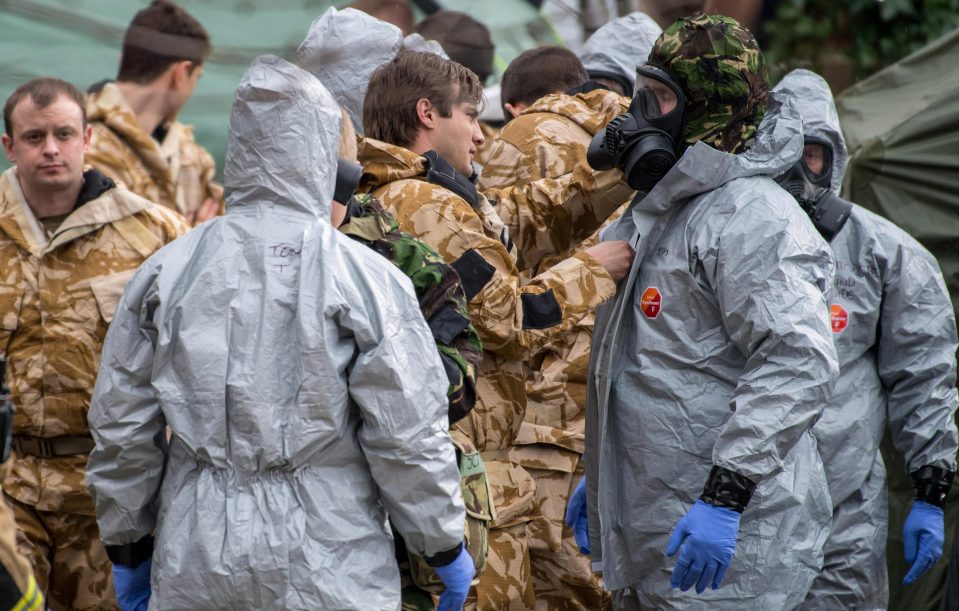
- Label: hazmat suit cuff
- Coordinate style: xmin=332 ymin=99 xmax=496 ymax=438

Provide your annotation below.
xmin=699 ymin=465 xmax=756 ymax=513
xmin=911 ymin=465 xmax=954 ymax=508
xmin=105 ymin=534 xmax=154 ymax=568
xmin=425 ymin=541 xmax=464 ymax=568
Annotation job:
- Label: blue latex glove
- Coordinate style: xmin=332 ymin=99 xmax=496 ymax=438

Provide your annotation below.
xmin=565 ymin=478 xmax=590 ymax=554
xmin=433 ymin=544 xmax=474 ymax=611
xmin=903 ymin=500 xmax=945 ymax=585
xmin=111 ymin=558 xmax=152 ymax=611
xmin=665 ymin=500 xmax=740 ymax=594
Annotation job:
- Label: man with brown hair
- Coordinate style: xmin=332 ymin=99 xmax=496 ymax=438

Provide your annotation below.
xmin=476 ymin=16 xmax=661 ymax=610
xmin=498 ymin=46 xmax=590 ymax=121
xmin=1 ymin=77 xmax=188 ymax=610
xmin=359 ymin=49 xmax=634 ymax=609
xmin=85 ymin=0 xmax=222 ymax=226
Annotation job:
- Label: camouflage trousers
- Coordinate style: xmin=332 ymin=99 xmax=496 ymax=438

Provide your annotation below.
xmin=5 ymin=495 xmax=117 ymax=611
xmin=525 ymin=463 xmax=611 ymax=611
xmin=472 ymin=522 xmax=536 ymax=610
xmin=0 ymin=494 xmax=43 ymax=610
xmin=400 ymin=523 xmax=535 ymax=611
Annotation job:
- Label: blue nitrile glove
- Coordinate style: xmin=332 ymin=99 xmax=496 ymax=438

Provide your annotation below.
xmin=434 ymin=544 xmax=474 ymax=611
xmin=565 ymin=478 xmax=591 ymax=554
xmin=665 ymin=500 xmax=740 ymax=594
xmin=903 ymin=500 xmax=945 ymax=585
xmin=112 ymin=558 xmax=152 ymax=611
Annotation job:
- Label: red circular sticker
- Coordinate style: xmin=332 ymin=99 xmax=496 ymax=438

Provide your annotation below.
xmin=641 ymin=287 xmax=662 ymax=319
xmin=830 ymin=304 xmax=848 ymax=333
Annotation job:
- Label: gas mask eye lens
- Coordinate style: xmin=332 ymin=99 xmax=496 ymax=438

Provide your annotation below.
xmin=801 ymin=143 xmax=829 ymax=177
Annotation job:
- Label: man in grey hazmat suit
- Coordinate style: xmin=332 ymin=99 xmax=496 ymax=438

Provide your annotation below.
xmin=572 ymin=13 xmax=839 ymax=609
xmin=771 ymin=69 xmax=959 ymax=610
xmin=85 ymin=55 xmax=473 ymax=610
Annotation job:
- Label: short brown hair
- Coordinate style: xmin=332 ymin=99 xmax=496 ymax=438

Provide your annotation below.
xmin=500 ymin=46 xmax=587 ymax=118
xmin=117 ymin=0 xmax=212 ymax=84
xmin=364 ymin=50 xmax=482 ymax=148
xmin=414 ymin=11 xmax=495 ymax=83
xmin=4 ymin=78 xmax=86 ymax=139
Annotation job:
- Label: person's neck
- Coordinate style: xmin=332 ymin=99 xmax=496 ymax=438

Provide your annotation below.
xmin=407 ymin=133 xmax=433 ymax=159
xmin=115 ymin=80 xmax=170 ymax=138
xmin=18 ymin=173 xmax=83 ymax=220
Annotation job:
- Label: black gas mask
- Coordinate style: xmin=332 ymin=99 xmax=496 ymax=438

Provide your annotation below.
xmin=775 ymin=137 xmax=852 ymax=242
xmin=587 ymin=65 xmax=686 ymax=191
xmin=334 ymin=157 xmax=363 ymax=204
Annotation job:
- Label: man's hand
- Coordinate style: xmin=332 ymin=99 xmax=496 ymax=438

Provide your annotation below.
xmin=903 ymin=500 xmax=945 ymax=585
xmin=112 ymin=558 xmax=152 ymax=611
xmin=565 ymin=477 xmax=590 ymax=554
xmin=433 ymin=544 xmax=474 ymax=610
xmin=189 ymin=197 xmax=222 ymax=225
xmin=586 ymin=240 xmax=635 ymax=282
xmin=665 ymin=500 xmax=740 ymax=594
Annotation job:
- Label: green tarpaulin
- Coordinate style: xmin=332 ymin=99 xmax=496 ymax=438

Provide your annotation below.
xmin=838 ymin=27 xmax=959 ymax=611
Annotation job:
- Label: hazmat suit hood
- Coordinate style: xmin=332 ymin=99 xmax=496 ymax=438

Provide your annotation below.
xmin=579 ymin=12 xmax=662 ymax=94
xmin=297 ymin=7 xmax=445 ymax=134
xmin=772 ymin=69 xmax=847 ymax=194
xmin=224 ymin=55 xmax=339 ymax=219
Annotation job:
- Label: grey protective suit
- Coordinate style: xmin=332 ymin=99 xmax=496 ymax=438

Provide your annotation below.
xmin=578 ymin=12 xmax=662 ymax=94
xmin=86 ymin=56 xmax=465 ymax=610
xmin=585 ymin=93 xmax=839 ymax=610
xmin=773 ymin=70 xmax=959 ymax=611
xmin=297 ymin=6 xmax=444 ymax=135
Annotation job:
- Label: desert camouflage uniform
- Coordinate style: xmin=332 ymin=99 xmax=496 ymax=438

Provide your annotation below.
xmin=0 ymin=167 xmax=189 ymax=610
xmin=473 ymin=121 xmax=500 ymax=170
xmin=359 ymin=136 xmax=630 ymax=610
xmin=85 ymin=82 xmax=224 ymax=223
xmin=480 ymin=88 xmax=632 ymax=610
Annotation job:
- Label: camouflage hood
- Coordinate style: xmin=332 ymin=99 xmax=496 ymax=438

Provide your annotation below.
xmin=224 ymin=55 xmax=340 ymax=219
xmin=648 ymin=11 xmax=768 ymax=154
xmin=579 ymin=12 xmax=662 ymax=94
xmin=297 ymin=7 xmax=445 ymax=135
xmin=522 ymin=88 xmax=629 ymax=137
xmin=357 ymin=137 xmax=429 ymax=191
xmin=772 ymin=69 xmax=848 ymax=194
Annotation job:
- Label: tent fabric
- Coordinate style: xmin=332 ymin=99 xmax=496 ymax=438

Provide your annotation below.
xmin=837 ymin=26 xmax=959 ymax=611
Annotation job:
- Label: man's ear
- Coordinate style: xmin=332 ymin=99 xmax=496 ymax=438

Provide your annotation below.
xmin=503 ymin=102 xmax=526 ymax=120
xmin=171 ymin=60 xmax=194 ymax=88
xmin=415 ymin=98 xmax=436 ymax=130
xmin=2 ymin=134 xmax=14 ymax=164
xmin=82 ymin=123 xmax=93 ymax=154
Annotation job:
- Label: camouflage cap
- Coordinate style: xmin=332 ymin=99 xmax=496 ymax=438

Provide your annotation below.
xmin=647 ymin=11 xmax=768 ymax=154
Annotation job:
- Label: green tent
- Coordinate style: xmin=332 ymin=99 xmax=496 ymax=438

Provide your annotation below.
xmin=0 ymin=0 xmax=559 ymax=179
xmin=838 ymin=27 xmax=959 ymax=611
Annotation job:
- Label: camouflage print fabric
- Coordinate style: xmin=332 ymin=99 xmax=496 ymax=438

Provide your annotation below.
xmin=0 ymin=167 xmax=189 ymax=517
xmin=85 ymin=82 xmax=224 ymax=223
xmin=522 ymin=466 xmax=610 ymax=611
xmin=480 ymin=89 xmax=629 ymax=609
xmin=647 ymin=11 xmax=768 ymax=154
xmin=339 ymin=193 xmax=483 ymax=421
xmin=473 ymin=121 xmax=500 ymax=169
xmin=479 ymin=89 xmax=629 ymax=199
xmin=6 ymin=494 xmax=116 ymax=611
xmin=358 ymin=136 xmax=625 ymax=609
xmin=475 ymin=523 xmax=536 ymax=610
xmin=0 ymin=486 xmax=43 ymax=611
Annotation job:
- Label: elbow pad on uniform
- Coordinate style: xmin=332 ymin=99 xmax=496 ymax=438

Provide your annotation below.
xmin=700 ymin=465 xmax=757 ymax=514
xmin=911 ymin=465 xmax=955 ymax=509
